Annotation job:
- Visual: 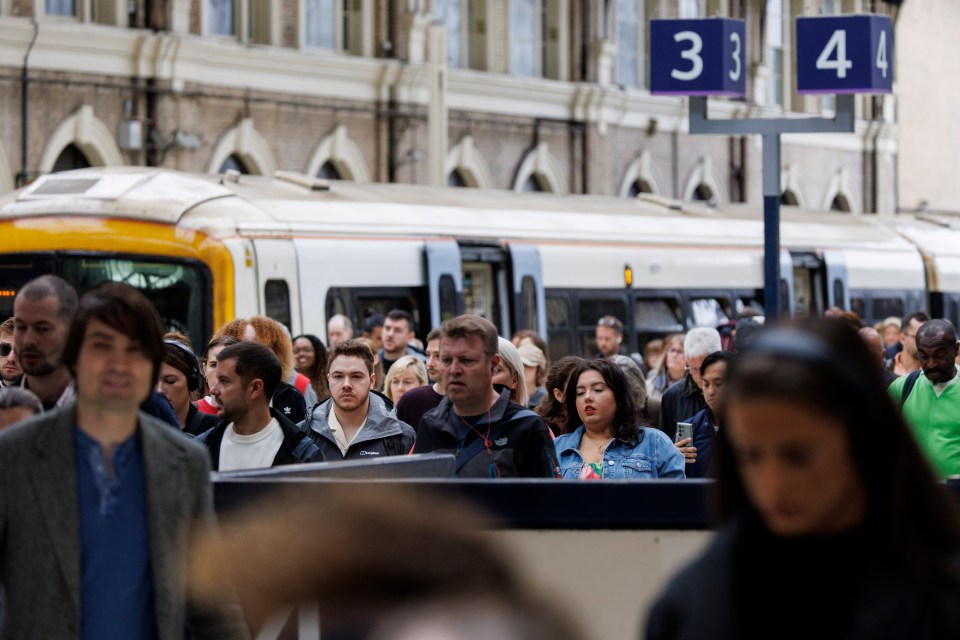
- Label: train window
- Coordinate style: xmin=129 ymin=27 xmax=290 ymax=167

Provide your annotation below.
xmin=872 ymin=297 xmax=905 ymax=321
xmin=850 ymin=296 xmax=866 ymax=320
xmin=58 ymin=256 xmax=211 ymax=350
xmin=833 ymin=279 xmax=845 ymax=310
xmin=462 ymin=263 xmax=494 ymax=320
xmin=0 ymin=255 xmax=56 ymax=321
xmin=520 ymin=276 xmax=538 ymax=332
xmin=690 ymin=298 xmax=730 ymax=327
xmin=634 ymin=298 xmax=682 ymax=331
xmin=579 ymin=298 xmax=627 ymax=328
xmin=438 ymin=275 xmax=457 ymax=323
xmin=546 ymin=295 xmax=573 ymax=359
xmin=264 ymin=280 xmax=291 ymax=331
xmin=326 ymin=293 xmax=347 ymax=323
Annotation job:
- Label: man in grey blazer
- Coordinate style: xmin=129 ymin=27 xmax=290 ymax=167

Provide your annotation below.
xmin=0 ymin=282 xmax=246 ymax=639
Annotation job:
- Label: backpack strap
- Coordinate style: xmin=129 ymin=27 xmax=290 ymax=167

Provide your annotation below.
xmin=455 ymin=423 xmax=506 ymax=473
xmin=900 ymin=369 xmax=922 ymax=409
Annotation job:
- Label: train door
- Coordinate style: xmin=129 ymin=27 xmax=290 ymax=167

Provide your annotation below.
xmin=458 ymin=242 xmax=545 ymax=337
xmin=790 ymin=252 xmax=828 ymax=317
xmin=251 ymin=239 xmax=302 ymax=335
xmin=460 ymin=243 xmax=510 ymax=335
xmin=425 ymin=240 xmax=463 ymax=327
xmin=507 ymin=243 xmax=547 ymax=337
xmin=822 ymin=250 xmax=850 ymax=311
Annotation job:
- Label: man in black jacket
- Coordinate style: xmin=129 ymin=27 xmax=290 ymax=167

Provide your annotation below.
xmin=196 ymin=341 xmax=319 ymax=470
xmin=414 ymin=315 xmax=558 ymax=478
xmin=657 ymin=327 xmax=721 ymax=442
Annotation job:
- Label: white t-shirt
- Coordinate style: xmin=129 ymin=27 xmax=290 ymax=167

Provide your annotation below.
xmin=218 ymin=418 xmax=284 ymax=471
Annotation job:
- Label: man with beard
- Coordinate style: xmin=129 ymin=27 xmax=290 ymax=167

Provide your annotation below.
xmin=0 ymin=318 xmax=22 ymax=389
xmin=302 ymin=339 xmax=415 ymax=459
xmin=12 ymin=275 xmax=78 ymax=411
xmin=195 ymin=341 xmax=319 ymax=470
xmin=396 ymin=328 xmax=445 ymax=432
xmin=890 ymin=319 xmax=960 ymax=477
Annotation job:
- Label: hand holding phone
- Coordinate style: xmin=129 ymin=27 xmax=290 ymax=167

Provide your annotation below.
xmin=675 ymin=422 xmax=696 ymax=463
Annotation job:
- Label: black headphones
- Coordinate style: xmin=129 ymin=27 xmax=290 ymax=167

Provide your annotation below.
xmin=164 ymin=339 xmax=203 ymax=392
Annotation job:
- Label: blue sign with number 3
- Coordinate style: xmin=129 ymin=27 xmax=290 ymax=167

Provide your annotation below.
xmin=650 ymin=18 xmax=746 ymax=96
xmin=796 ymin=15 xmax=893 ymax=94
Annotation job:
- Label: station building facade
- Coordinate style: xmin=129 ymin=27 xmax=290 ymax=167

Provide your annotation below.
xmin=0 ymin=0 xmax=899 ymax=214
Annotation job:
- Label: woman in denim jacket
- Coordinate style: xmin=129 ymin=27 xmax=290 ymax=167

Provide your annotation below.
xmin=554 ymin=359 xmax=684 ymax=479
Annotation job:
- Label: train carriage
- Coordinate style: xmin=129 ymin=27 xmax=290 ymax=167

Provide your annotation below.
xmin=0 ymin=167 xmax=955 ymax=354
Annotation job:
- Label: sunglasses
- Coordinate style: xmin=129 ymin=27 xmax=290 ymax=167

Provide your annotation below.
xmin=0 ymin=343 xmax=11 ymax=357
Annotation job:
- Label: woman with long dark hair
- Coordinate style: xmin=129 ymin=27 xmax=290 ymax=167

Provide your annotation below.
xmin=534 ymin=356 xmax=584 ymax=436
xmin=646 ymin=319 xmax=960 ymax=639
xmin=555 ymin=359 xmax=684 ymax=479
xmin=293 ymin=333 xmax=330 ymax=404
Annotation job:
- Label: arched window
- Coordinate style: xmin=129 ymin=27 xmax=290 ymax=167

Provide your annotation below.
xmin=522 ymin=175 xmax=546 ymax=192
xmin=692 ymin=184 xmax=713 ymax=201
xmin=52 ymin=144 xmax=92 ymax=173
xmin=830 ymin=194 xmax=852 ymax=212
xmin=219 ymin=154 xmax=250 ymax=174
xmin=627 ymin=179 xmax=653 ymax=198
xmin=317 ymin=161 xmax=342 ymax=180
xmin=447 ymin=169 xmax=468 ymax=188
xmin=781 ymin=190 xmax=800 ymax=206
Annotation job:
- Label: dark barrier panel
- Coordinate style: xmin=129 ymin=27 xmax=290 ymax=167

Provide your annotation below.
xmin=214 ymin=476 xmax=716 ymax=530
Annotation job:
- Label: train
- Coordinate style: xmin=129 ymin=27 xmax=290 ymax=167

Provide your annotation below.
xmin=1 ymin=166 xmax=958 ymax=356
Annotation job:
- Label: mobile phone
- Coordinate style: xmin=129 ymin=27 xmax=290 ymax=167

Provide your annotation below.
xmin=676 ymin=422 xmax=693 ymax=443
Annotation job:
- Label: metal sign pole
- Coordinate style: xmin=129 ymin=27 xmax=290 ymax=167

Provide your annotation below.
xmin=688 ymin=95 xmax=855 ymax=319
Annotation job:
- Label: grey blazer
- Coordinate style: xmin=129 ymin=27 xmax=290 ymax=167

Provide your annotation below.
xmin=0 ymin=403 xmax=247 ymax=640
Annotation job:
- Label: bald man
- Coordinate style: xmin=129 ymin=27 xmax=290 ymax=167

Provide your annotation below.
xmin=859 ymin=327 xmax=897 ymax=386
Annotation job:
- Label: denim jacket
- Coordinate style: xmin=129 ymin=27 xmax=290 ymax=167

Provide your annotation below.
xmin=554 ymin=425 xmax=685 ymax=479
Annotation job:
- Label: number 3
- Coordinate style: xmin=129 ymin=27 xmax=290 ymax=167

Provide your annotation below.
xmin=729 ymin=32 xmax=741 ymax=81
xmin=671 ymin=31 xmax=703 ymax=81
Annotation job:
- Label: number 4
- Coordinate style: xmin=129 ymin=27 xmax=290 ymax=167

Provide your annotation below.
xmin=816 ymin=29 xmax=853 ymax=79
xmin=876 ymin=30 xmax=888 ymax=78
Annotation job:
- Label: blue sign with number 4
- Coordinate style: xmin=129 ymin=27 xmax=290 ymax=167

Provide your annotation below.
xmin=796 ymin=15 xmax=893 ymax=94
xmin=650 ymin=18 xmax=746 ymax=96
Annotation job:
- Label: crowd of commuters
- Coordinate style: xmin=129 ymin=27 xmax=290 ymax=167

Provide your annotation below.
xmin=3 ymin=273 xmax=960 ymax=636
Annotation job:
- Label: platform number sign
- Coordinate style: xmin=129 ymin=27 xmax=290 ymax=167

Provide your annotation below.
xmin=796 ymin=15 xmax=893 ymax=94
xmin=650 ymin=18 xmax=746 ymax=96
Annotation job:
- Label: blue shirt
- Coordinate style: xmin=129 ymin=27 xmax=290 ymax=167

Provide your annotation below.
xmin=555 ymin=425 xmax=686 ymax=479
xmin=686 ymin=407 xmax=719 ymax=479
xmin=74 ymin=426 xmax=157 ymax=640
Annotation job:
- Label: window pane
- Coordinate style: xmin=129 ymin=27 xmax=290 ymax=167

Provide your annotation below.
xmin=850 ymin=296 xmax=866 ymax=320
xmin=438 ymin=275 xmax=457 ymax=323
xmin=616 ymin=0 xmax=639 ymax=87
xmin=510 ymin=0 xmax=537 ymax=76
xmin=634 ymin=298 xmax=683 ymax=331
xmin=46 ymin=0 xmax=76 ymax=16
xmin=872 ymin=297 xmax=905 ymax=321
xmin=60 ymin=256 xmax=211 ymax=351
xmin=317 ymin=161 xmax=342 ymax=180
xmin=264 ymin=280 xmax=292 ymax=331
xmin=690 ymin=298 xmax=730 ymax=328
xmin=305 ymin=0 xmax=336 ymax=48
xmin=0 ymin=255 xmax=56 ymax=321
xmin=678 ymin=0 xmax=700 ymax=18
xmin=208 ymin=0 xmax=235 ymax=35
xmin=579 ymin=298 xmax=626 ymax=328
xmin=547 ymin=296 xmax=572 ymax=358
xmin=521 ymin=276 xmax=538 ymax=332
xmin=437 ymin=0 xmax=463 ymax=68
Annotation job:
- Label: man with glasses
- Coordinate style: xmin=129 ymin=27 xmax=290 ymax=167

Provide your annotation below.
xmin=657 ymin=327 xmax=721 ymax=442
xmin=0 ymin=318 xmax=22 ymax=389
xmin=891 ymin=312 xmax=929 ymax=377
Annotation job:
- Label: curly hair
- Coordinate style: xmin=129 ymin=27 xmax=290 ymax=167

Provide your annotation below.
xmin=214 ymin=316 xmax=294 ymax=380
